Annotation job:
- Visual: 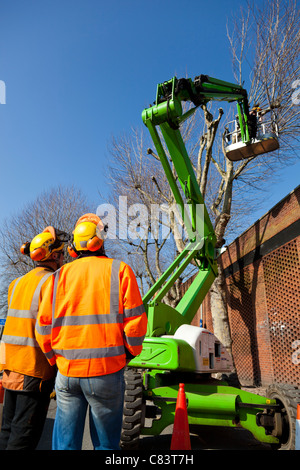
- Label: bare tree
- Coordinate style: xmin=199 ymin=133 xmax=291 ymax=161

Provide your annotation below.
xmin=0 ymin=185 xmax=92 ymax=315
xmin=103 ymin=129 xmax=187 ymax=307
xmin=210 ymin=0 xmax=300 ymax=353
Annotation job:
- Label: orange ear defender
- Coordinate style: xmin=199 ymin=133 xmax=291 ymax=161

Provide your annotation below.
xmin=67 ymin=243 xmax=78 ymax=258
xmin=30 ymin=247 xmax=47 ymax=261
xmin=86 ymin=236 xmax=103 ymax=252
xmin=20 ymin=242 xmax=31 ymax=256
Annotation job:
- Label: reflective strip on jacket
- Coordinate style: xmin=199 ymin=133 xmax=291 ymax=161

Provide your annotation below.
xmin=0 ymin=267 xmax=56 ymax=380
xmin=35 ymin=256 xmax=147 ymax=377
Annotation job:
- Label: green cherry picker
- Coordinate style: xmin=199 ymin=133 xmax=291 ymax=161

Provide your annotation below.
xmin=121 ymin=75 xmax=299 ymax=450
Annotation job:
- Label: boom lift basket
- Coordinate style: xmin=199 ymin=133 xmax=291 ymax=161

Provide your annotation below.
xmin=224 ymin=115 xmax=279 ymax=161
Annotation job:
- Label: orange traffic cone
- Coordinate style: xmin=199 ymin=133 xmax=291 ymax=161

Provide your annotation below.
xmin=296 ymin=403 xmax=300 ymax=450
xmin=170 ymin=383 xmax=191 ymax=450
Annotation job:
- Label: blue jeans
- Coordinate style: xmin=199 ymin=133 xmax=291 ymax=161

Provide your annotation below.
xmin=53 ymin=369 xmax=125 ymax=450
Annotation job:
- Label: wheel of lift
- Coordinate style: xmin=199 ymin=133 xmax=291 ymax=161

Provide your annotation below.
xmin=266 ymin=383 xmax=300 ymax=450
xmin=120 ymin=367 xmax=145 ymax=450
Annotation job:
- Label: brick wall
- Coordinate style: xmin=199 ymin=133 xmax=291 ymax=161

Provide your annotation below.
xmin=189 ymin=185 xmax=300 ymax=387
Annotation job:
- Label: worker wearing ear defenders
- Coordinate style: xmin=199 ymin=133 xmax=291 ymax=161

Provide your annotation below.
xmin=0 ymin=226 xmax=67 ymax=450
xmin=35 ymin=213 xmax=147 ymax=451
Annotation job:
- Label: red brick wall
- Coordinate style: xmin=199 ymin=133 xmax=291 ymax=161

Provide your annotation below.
xmin=189 ymin=186 xmax=300 ymax=387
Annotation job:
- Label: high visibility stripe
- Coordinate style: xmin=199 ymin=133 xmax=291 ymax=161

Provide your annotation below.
xmin=31 ymin=273 xmax=53 ymax=314
xmin=110 ymin=259 xmax=121 ymax=315
xmin=124 ymin=304 xmax=145 ymax=318
xmin=52 ymin=313 xmax=124 ymax=328
xmin=52 ymin=269 xmax=61 ymax=321
xmin=8 ymin=277 xmax=22 ymax=306
xmin=53 ymin=345 xmax=124 ymax=360
xmin=124 ymin=334 xmax=145 ymax=346
xmin=44 ymin=349 xmax=56 ymax=361
xmin=35 ymin=323 xmax=52 ymax=336
xmin=2 ymin=334 xmax=39 ymax=348
xmin=6 ymin=309 xmax=36 ymax=319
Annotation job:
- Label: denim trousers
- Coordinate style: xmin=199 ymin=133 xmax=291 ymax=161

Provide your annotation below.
xmin=53 ymin=368 xmax=125 ymax=450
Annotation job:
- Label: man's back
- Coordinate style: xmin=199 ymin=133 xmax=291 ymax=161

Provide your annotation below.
xmin=36 ymin=255 xmax=147 ymax=377
xmin=1 ymin=267 xmax=55 ymax=382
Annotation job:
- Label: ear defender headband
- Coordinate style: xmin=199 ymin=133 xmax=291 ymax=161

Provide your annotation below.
xmin=67 ymin=237 xmax=79 ymax=258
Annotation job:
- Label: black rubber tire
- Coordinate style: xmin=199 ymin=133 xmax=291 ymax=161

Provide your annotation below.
xmin=120 ymin=368 xmax=144 ymax=450
xmin=266 ymin=383 xmax=300 ymax=450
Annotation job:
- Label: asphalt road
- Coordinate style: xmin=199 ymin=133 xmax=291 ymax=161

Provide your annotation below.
xmin=36 ymin=399 xmax=272 ymax=451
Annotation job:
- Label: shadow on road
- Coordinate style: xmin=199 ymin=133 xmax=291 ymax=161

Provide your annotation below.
xmin=37 ymin=412 xmax=272 ymax=451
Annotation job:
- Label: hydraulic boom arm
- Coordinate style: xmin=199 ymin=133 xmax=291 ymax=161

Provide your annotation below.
xmin=140 ymin=75 xmax=252 ymax=338
xmin=122 ymin=76 xmax=287 ymax=452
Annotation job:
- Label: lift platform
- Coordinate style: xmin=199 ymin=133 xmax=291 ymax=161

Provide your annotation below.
xmin=224 ymin=116 xmax=279 ymax=161
xmin=120 ymin=74 xmax=298 ymax=451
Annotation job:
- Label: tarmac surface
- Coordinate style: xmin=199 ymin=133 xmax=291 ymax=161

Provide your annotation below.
xmin=36 ymin=395 xmax=273 ymax=451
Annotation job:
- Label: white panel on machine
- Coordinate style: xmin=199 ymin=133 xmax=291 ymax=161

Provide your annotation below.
xmin=173 ymin=324 xmax=233 ymax=373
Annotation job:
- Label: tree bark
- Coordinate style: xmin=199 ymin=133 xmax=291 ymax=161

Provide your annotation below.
xmin=210 ymin=263 xmax=232 ymax=355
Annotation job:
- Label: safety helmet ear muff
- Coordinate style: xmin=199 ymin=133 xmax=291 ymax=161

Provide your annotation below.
xmin=20 ymin=226 xmax=67 ymax=262
xmin=20 ymin=242 xmax=31 ymax=256
xmin=30 ymin=246 xmax=48 ymax=261
xmin=67 ymin=239 xmax=79 ymax=258
xmin=71 ymin=214 xmax=105 ymax=254
xmin=86 ymin=235 xmax=103 ymax=252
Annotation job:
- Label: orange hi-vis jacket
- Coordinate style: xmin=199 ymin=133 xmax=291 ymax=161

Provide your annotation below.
xmin=35 ymin=256 xmax=147 ymax=377
xmin=0 ymin=267 xmax=56 ymax=383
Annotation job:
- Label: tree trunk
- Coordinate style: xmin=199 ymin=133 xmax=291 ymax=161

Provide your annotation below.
xmin=210 ymin=263 xmax=232 ymax=354
xmin=209 ymin=173 xmax=237 ymax=371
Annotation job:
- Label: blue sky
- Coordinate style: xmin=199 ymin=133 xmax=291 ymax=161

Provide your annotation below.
xmin=0 ymin=0 xmax=299 ymax=233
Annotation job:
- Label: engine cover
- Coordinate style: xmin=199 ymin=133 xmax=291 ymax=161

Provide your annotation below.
xmin=172 ymin=324 xmax=233 ymax=373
